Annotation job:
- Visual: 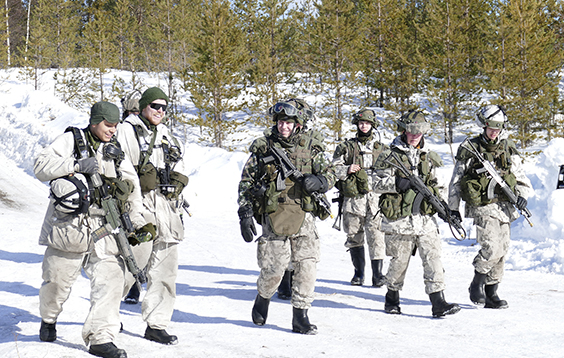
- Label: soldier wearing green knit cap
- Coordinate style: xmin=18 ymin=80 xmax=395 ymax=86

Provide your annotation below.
xmin=34 ymin=101 xmax=148 ymax=358
xmin=117 ymin=87 xmax=189 ymax=346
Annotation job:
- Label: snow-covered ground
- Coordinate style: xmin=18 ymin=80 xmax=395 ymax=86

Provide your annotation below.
xmin=1 ymin=70 xmax=563 ymax=357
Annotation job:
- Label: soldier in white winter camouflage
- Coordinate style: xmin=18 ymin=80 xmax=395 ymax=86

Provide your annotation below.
xmin=373 ymin=110 xmax=461 ymax=318
xmin=332 ymin=109 xmax=387 ymax=287
xmin=448 ymin=105 xmax=532 ymax=309
xmin=237 ymin=98 xmax=336 ymax=335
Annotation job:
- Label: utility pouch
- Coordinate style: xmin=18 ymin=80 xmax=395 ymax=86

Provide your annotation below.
xmin=137 ymin=162 xmax=158 ymax=194
xmin=166 ymin=171 xmax=189 ymax=200
xmin=102 ymin=176 xmax=134 ymax=212
xmin=379 ymin=193 xmax=402 ymax=221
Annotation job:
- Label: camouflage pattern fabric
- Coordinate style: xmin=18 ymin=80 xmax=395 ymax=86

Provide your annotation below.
xmin=333 ymin=134 xmax=386 ymax=260
xmin=372 ymin=134 xmax=448 ymax=294
xmin=256 ymin=213 xmax=320 ymax=309
xmin=473 ymin=215 xmax=511 ymax=285
xmin=342 ymin=194 xmax=385 ymax=260
xmin=384 ymin=229 xmax=446 ymax=295
xmin=448 ymin=134 xmax=532 ymax=285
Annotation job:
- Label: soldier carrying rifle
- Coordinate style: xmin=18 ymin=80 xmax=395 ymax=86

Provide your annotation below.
xmin=35 ymin=102 xmax=154 ymax=358
xmin=373 ymin=110 xmax=461 ymax=318
xmin=448 ymin=105 xmax=532 ymax=309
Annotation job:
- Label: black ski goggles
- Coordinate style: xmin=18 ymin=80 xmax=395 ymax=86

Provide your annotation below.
xmin=268 ymin=102 xmax=313 ymax=121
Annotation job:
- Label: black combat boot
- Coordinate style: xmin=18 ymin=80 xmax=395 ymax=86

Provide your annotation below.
xmin=384 ymin=289 xmax=401 ymax=314
xmin=429 ymin=291 xmax=461 ymax=317
xmin=251 ymin=294 xmax=270 ymax=326
xmin=484 ymin=284 xmax=508 ymax=309
xmin=144 ymin=326 xmax=178 ymax=345
xmin=39 ymin=320 xmax=57 ymax=342
xmin=349 ymin=246 xmax=365 ymax=286
xmin=292 ymin=307 xmax=318 ymax=335
xmin=88 ymin=342 xmax=127 ymax=358
xmin=277 ymin=270 xmax=293 ymax=300
xmin=468 ymin=270 xmax=487 ymax=305
xmin=371 ymin=259 xmax=386 ymax=287
xmin=124 ymin=284 xmax=140 ymax=304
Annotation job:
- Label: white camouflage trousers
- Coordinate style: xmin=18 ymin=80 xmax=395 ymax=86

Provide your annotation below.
xmin=257 ymin=213 xmax=320 ymax=309
xmin=473 ymin=215 xmax=510 ymax=285
xmin=385 ymin=230 xmax=446 ymax=295
xmin=39 ymin=246 xmax=125 ymax=346
xmin=123 ymin=241 xmax=178 ymax=330
xmin=343 ymin=210 xmax=385 ymax=260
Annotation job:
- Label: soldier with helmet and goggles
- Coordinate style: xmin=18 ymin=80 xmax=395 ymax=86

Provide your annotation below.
xmin=373 ymin=110 xmax=461 ymax=318
xmin=332 ymin=109 xmax=388 ymax=287
xmin=237 ymin=98 xmax=336 ymax=335
xmin=448 ymin=105 xmax=532 ymax=309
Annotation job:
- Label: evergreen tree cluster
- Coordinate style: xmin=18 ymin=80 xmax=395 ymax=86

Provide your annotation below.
xmin=1 ymin=0 xmax=563 ymax=149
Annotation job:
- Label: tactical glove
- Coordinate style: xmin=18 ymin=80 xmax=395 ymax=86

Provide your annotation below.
xmin=451 ymin=210 xmax=462 ymax=223
xmin=128 ymin=223 xmax=157 ymax=246
xmin=302 ymin=174 xmax=329 ymax=195
xmin=75 ymin=157 xmax=99 ymax=174
xmin=238 ymin=205 xmax=256 ymax=243
xmin=395 ymin=176 xmax=411 ymax=193
xmin=516 ymin=196 xmax=527 ymax=211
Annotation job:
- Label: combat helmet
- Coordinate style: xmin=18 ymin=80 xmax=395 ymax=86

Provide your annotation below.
xmin=50 ymin=173 xmax=90 ymax=215
xmin=268 ymin=98 xmax=314 ymax=126
xmin=476 ymin=105 xmax=507 ymax=129
xmin=397 ymin=110 xmax=430 ymax=135
xmin=121 ymin=89 xmax=142 ymax=113
xmin=352 ymin=109 xmax=378 ymax=127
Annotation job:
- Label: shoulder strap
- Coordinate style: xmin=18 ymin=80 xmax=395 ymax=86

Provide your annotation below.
xmin=65 ymin=126 xmax=89 ymax=159
xmin=128 ymin=121 xmax=157 ymax=169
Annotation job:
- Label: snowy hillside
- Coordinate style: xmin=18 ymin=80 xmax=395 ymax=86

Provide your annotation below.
xmin=0 ymin=70 xmax=563 ymax=357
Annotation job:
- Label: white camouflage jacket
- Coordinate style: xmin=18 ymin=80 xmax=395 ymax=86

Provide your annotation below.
xmin=117 ymin=114 xmax=188 ymax=243
xmin=34 ymin=129 xmax=146 ymax=256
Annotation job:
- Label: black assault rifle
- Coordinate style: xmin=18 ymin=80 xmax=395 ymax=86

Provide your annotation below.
xmin=91 ymin=173 xmax=147 ymax=290
xmin=463 ymin=139 xmax=533 ymax=227
xmin=384 ymin=151 xmax=466 ymax=240
xmin=332 ymin=193 xmax=344 ymax=230
xmin=266 ymin=146 xmax=332 ymax=218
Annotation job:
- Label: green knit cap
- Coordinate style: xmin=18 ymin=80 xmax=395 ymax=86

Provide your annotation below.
xmin=90 ymin=101 xmax=120 ymax=125
xmin=139 ymin=87 xmax=170 ymax=111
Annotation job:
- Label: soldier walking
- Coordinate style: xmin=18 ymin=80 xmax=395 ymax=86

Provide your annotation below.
xmin=448 ymin=105 xmax=532 ymax=309
xmin=332 ymin=109 xmax=387 ymax=287
xmin=237 ymin=99 xmax=336 ymax=334
xmin=35 ymin=102 xmax=150 ymax=358
xmin=117 ymin=87 xmax=189 ymax=345
xmin=373 ymin=110 xmax=460 ymax=318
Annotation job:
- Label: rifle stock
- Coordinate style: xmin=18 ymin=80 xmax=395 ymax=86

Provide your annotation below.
xmin=91 ymin=173 xmax=147 ymax=287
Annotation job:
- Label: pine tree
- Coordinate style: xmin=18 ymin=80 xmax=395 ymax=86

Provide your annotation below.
xmin=187 ymin=0 xmax=249 ymax=149
xmin=234 ymin=0 xmax=298 ymax=126
xmin=304 ymin=0 xmax=363 ymax=141
xmin=417 ymin=0 xmax=487 ymax=150
xmin=483 ymin=0 xmax=563 ymax=147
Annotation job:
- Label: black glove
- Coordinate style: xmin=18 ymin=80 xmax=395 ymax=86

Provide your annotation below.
xmin=75 ymin=157 xmax=99 ymax=174
xmin=451 ymin=210 xmax=462 ymax=223
xmin=302 ymin=174 xmax=329 ymax=195
xmin=238 ymin=206 xmax=256 ymax=243
xmin=395 ymin=176 xmax=411 ymax=193
xmin=516 ymin=196 xmax=527 ymax=211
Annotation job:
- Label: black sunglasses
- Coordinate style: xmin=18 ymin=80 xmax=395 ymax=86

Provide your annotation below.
xmin=149 ymin=103 xmax=167 ymax=112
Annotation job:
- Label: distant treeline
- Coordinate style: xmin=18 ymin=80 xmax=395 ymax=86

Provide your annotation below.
xmin=1 ymin=0 xmax=563 ymax=149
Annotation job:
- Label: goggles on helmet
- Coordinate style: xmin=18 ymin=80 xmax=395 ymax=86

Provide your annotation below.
xmin=268 ymin=102 xmax=314 ymax=122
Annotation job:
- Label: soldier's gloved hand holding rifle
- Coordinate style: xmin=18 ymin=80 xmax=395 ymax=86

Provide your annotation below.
xmin=238 ymin=205 xmax=256 ymax=243
xmin=385 ymin=152 xmax=466 ymax=240
xmin=128 ymin=223 xmax=157 ymax=246
xmin=302 ymin=174 xmax=329 ymax=195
